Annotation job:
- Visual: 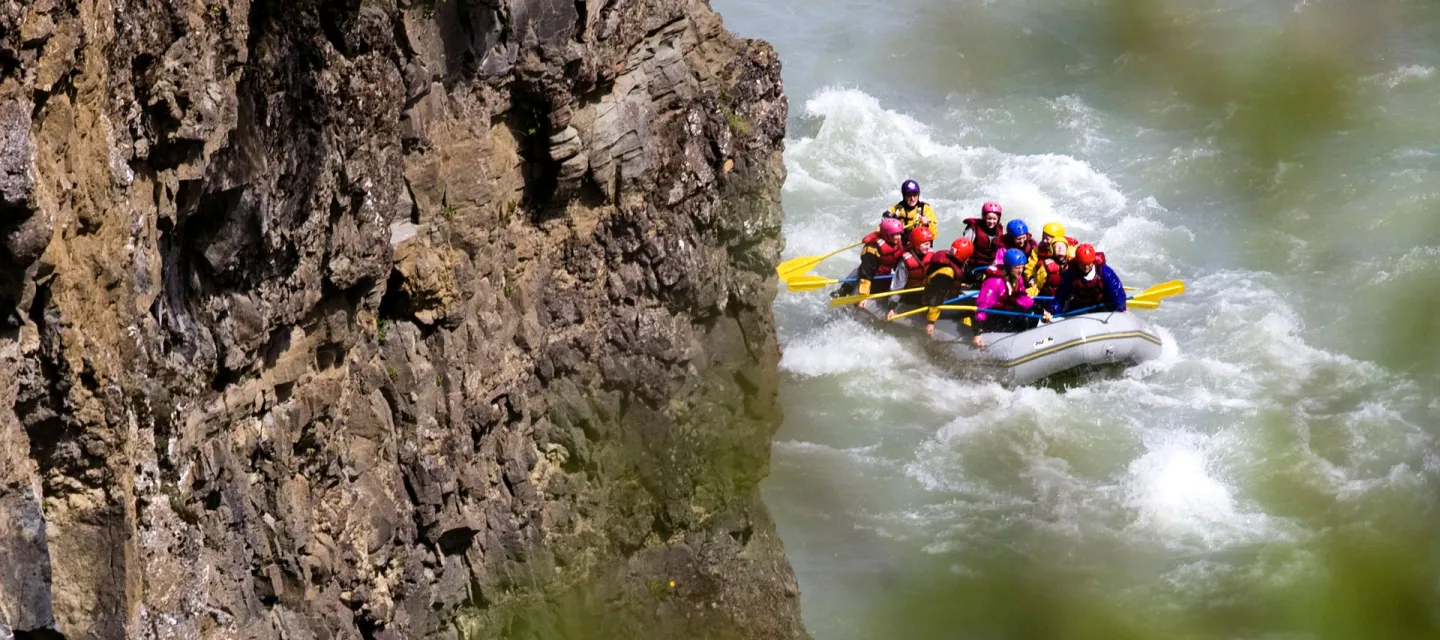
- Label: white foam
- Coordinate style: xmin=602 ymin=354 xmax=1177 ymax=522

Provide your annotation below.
xmin=1124 ymin=431 xmax=1281 ymax=550
xmin=779 ymin=316 xmax=923 ymax=378
xmin=783 ymin=86 xmax=1131 ymax=243
xmin=1362 ymin=64 xmax=1436 ymax=89
xmin=1373 ymin=245 xmax=1440 ymax=282
xmin=773 ymin=440 xmax=891 ymax=469
xmin=1051 ymin=94 xmax=1112 ymax=154
xmin=786 ymin=87 xmax=967 ymax=196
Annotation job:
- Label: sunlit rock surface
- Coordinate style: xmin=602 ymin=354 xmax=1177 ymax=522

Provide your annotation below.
xmin=0 ymin=0 xmax=799 ymax=636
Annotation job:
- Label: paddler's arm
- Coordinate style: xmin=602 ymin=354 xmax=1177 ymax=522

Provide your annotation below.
xmin=1101 ymin=265 xmax=1127 ymax=312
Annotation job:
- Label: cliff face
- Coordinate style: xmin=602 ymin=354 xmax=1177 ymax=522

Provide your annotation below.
xmin=0 ymin=0 xmax=799 ymax=637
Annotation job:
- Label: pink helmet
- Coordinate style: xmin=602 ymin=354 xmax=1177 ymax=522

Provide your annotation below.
xmin=879 ymin=217 xmax=904 ymax=236
xmin=981 ymin=202 xmax=1002 ymax=215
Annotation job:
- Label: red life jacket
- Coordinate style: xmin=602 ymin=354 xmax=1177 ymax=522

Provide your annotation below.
xmin=1035 ymin=235 xmax=1079 ymax=261
xmin=924 ymin=251 xmax=964 ymax=278
xmin=963 ymin=218 xmax=1002 ymax=265
xmin=863 ymin=235 xmax=907 ymax=274
xmin=997 ymin=234 xmax=1037 ymax=257
xmin=1066 ymin=252 xmax=1109 ymax=307
xmin=930 ymin=251 xmax=982 ymax=287
xmin=1037 ymin=258 xmax=1063 ymax=297
xmin=900 ymin=250 xmax=930 ymax=287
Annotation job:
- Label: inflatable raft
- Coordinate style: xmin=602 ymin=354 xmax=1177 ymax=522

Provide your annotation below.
xmin=851 ymin=301 xmax=1164 ymax=386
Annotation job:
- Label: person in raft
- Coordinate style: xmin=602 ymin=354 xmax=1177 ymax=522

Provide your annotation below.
xmin=886 ymin=226 xmax=937 ymax=307
xmin=1027 ymin=240 xmax=1070 ymax=299
xmin=834 ymin=217 xmax=907 ymax=298
xmin=890 ymin=237 xmax=979 ymax=336
xmin=973 ymin=248 xmax=1035 ymax=347
xmin=1024 ymin=221 xmax=1078 ymax=291
xmin=992 ymin=219 xmax=1036 ymax=265
xmin=884 ymin=179 xmax=938 ymax=241
xmin=961 ymin=202 xmax=1005 ymax=266
xmin=1042 ymin=243 xmax=1127 ymax=322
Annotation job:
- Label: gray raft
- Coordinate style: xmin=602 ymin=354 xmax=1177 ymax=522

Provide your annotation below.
xmin=851 ymin=301 xmax=1164 ymax=386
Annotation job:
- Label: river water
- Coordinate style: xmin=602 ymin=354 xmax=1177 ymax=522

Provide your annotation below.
xmin=710 ymin=0 xmax=1440 ymax=637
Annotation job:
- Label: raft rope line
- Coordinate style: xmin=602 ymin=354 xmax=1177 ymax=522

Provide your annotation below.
xmin=999 ymin=330 xmax=1163 ymax=368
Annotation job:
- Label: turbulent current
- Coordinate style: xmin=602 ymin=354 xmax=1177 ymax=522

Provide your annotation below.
xmin=712 ymin=0 xmax=1440 ymax=638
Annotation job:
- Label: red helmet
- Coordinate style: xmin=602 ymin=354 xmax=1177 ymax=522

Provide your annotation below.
xmin=1075 ymin=243 xmax=1096 ymax=266
xmin=981 ymin=202 xmax=1002 ymax=215
xmin=909 ymin=227 xmax=935 ymax=246
xmin=950 ymin=237 xmax=974 ymax=261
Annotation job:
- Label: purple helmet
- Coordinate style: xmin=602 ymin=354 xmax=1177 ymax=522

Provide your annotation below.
xmin=901 ymin=180 xmax=920 ymax=196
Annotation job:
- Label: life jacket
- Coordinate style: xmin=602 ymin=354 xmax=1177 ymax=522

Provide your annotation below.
xmin=927 ymin=251 xmax=980 ymax=287
xmin=1035 ymin=235 xmax=1079 ymax=261
xmin=997 ymin=233 xmax=1037 ymax=257
xmin=1037 ymin=257 xmax=1063 ymax=297
xmin=862 ymin=235 xmax=907 ymax=275
xmin=886 ymin=201 xmax=936 ymax=234
xmin=963 ymin=218 xmax=1002 ymax=265
xmin=983 ymin=271 xmax=1029 ymax=311
xmin=899 ymin=250 xmax=930 ymax=287
xmin=1066 ymin=253 xmax=1110 ymax=308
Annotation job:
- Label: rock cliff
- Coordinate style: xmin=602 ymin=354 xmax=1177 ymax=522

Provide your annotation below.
xmin=0 ymin=0 xmax=800 ymax=637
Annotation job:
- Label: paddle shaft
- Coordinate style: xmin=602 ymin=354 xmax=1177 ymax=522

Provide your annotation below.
xmin=777 ymin=241 xmax=865 ymax=279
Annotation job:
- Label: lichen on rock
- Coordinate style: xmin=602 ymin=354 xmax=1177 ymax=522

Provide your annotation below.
xmin=0 ymin=0 xmax=800 ymax=637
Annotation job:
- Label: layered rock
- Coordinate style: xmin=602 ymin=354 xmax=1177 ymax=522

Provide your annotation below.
xmin=0 ymin=0 xmax=799 ymax=637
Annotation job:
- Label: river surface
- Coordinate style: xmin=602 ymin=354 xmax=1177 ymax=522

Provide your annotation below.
xmin=710 ymin=0 xmax=1440 ymax=637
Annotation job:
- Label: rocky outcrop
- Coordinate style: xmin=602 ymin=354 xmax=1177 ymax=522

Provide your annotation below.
xmin=0 ymin=0 xmax=799 ymax=637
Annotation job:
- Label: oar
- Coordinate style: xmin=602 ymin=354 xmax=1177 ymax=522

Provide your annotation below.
xmin=892 ymin=302 xmax=1050 ymax=322
xmin=785 ymin=274 xmax=892 ymax=293
xmin=776 ymin=241 xmax=865 ymax=281
xmin=890 ymin=304 xmax=978 ymax=321
xmin=886 ymin=291 xmax=979 ymax=321
xmin=949 ymin=306 xmax=1045 ymax=320
xmin=1132 ymin=279 xmax=1184 ymax=302
xmin=827 ymin=287 xmax=924 ymax=308
xmin=1048 ymin=279 xmax=1183 ymax=316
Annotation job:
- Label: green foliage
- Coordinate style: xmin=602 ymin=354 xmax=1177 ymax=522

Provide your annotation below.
xmin=386 ymin=366 xmax=399 ymax=380
xmin=724 ymin=109 xmax=751 ymax=137
xmin=376 ymin=318 xmax=389 ymax=343
xmin=643 ymin=578 xmax=674 ymax=600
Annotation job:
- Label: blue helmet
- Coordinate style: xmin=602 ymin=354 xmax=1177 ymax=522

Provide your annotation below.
xmin=1003 ymin=248 xmax=1027 ymax=268
xmin=901 ymin=180 xmax=920 ymax=196
xmin=1006 ymin=219 xmax=1029 ymax=237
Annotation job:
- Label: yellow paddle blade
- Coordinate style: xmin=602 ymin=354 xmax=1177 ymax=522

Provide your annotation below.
xmin=828 ymin=287 xmax=924 ymax=308
xmin=1127 ymin=299 xmax=1160 ymax=310
xmin=785 ymin=275 xmax=840 ymax=292
xmin=1133 ymin=279 xmax=1184 ymax=302
xmin=776 ymin=241 xmax=865 ymax=280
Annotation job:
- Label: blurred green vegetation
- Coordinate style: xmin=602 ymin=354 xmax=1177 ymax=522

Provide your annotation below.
xmin=1095 ymin=0 xmax=1440 ymax=381
xmin=856 ymin=524 xmax=1440 ymax=640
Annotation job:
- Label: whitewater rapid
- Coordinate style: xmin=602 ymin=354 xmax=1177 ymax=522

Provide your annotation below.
xmin=764 ymin=85 xmax=1438 ymax=639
